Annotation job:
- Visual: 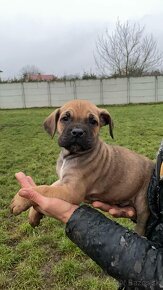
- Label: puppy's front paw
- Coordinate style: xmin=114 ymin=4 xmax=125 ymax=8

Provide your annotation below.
xmin=10 ymin=193 xmax=31 ymax=215
xmin=28 ymin=207 xmax=43 ymax=227
xmin=135 ymin=223 xmax=145 ymax=236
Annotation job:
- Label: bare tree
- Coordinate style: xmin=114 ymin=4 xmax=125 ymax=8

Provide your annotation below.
xmin=95 ymin=20 xmax=163 ymax=77
xmin=20 ymin=65 xmax=42 ymax=80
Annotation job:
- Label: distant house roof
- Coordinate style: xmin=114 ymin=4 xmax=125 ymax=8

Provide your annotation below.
xmin=25 ymin=73 xmax=57 ymax=81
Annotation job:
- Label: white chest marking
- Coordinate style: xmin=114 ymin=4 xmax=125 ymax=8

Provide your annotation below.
xmin=60 ymin=159 xmax=66 ymax=179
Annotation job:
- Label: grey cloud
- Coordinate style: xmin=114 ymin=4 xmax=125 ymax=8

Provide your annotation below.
xmin=0 ymin=12 xmax=163 ymax=79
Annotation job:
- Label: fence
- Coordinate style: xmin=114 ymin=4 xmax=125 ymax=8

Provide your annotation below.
xmin=0 ymin=76 xmax=163 ymax=109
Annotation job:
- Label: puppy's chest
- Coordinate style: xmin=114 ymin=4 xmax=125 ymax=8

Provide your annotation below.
xmin=57 ymin=159 xmax=68 ymax=179
xmin=56 ymin=157 xmax=78 ymax=180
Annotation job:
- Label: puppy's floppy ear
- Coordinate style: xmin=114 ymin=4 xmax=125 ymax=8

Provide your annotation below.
xmin=99 ymin=109 xmax=114 ymax=139
xmin=43 ymin=108 xmax=60 ymax=138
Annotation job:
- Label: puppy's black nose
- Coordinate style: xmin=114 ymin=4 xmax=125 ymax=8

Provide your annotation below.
xmin=71 ymin=128 xmax=84 ymax=137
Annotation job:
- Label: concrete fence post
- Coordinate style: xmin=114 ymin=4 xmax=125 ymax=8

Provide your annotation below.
xmin=155 ymin=76 xmax=158 ymax=102
xmin=0 ymin=83 xmax=1 ymax=108
xmin=21 ymin=82 xmax=26 ymax=108
xmin=100 ymin=79 xmax=103 ymax=105
xmin=47 ymin=82 xmax=52 ymax=107
xmin=73 ymin=80 xmax=77 ymax=99
xmin=127 ymin=77 xmax=130 ymax=104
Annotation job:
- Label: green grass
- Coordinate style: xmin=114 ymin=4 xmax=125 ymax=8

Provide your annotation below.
xmin=0 ymin=103 xmax=163 ymax=289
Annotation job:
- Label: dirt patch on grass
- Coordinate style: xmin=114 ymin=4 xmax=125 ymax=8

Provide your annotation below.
xmin=41 ymin=250 xmax=63 ymax=289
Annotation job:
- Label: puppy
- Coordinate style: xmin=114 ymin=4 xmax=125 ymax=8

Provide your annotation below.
xmin=10 ymin=100 xmax=154 ymax=235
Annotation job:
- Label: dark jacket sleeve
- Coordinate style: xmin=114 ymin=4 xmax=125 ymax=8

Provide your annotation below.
xmin=65 ymin=205 xmax=163 ymax=289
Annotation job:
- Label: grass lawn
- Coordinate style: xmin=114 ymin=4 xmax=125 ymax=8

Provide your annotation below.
xmin=0 ymin=102 xmax=163 ymax=290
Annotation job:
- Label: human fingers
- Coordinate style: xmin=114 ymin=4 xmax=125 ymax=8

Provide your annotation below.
xmin=19 ymin=188 xmax=48 ymax=210
xmin=108 ymin=206 xmax=136 ymax=218
xmin=92 ymin=201 xmax=136 ymax=218
xmin=26 ymin=176 xmax=36 ymax=187
xmin=15 ymin=172 xmax=31 ymax=188
xmin=19 ymin=188 xmax=78 ymax=223
xmin=92 ymin=201 xmax=113 ymax=212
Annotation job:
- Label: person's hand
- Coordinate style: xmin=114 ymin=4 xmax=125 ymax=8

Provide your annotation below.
xmin=15 ymin=172 xmax=136 ymax=223
xmin=92 ymin=201 xmax=136 ymax=219
xmin=15 ymin=172 xmax=79 ymax=224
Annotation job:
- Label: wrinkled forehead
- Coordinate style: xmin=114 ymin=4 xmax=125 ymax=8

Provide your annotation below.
xmin=60 ymin=100 xmax=99 ymax=119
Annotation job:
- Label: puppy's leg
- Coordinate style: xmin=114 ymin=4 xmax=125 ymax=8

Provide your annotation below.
xmin=135 ymin=215 xmax=149 ymax=236
xmin=28 ymin=181 xmax=60 ymax=227
xmin=28 ymin=207 xmax=43 ymax=227
xmin=134 ymin=193 xmax=149 ymax=236
xmin=10 ymin=183 xmax=85 ymax=215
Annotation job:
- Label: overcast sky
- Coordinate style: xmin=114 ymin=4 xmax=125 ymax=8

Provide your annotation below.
xmin=0 ymin=0 xmax=163 ymax=79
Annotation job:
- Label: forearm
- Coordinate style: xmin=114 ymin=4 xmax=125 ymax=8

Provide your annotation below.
xmin=66 ymin=205 xmax=162 ymax=287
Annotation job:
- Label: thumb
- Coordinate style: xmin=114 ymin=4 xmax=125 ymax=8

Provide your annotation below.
xmin=92 ymin=201 xmax=112 ymax=212
xmin=19 ymin=188 xmax=46 ymax=208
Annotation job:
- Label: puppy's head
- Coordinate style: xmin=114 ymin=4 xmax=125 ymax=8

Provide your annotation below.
xmin=44 ymin=100 xmax=113 ymax=153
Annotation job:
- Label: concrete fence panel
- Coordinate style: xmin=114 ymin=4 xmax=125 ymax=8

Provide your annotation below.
xmin=50 ymin=81 xmax=74 ymax=107
xmin=0 ymin=83 xmax=23 ymax=109
xmin=129 ymin=77 xmax=155 ymax=103
xmin=23 ymin=82 xmax=49 ymax=108
xmin=75 ymin=79 xmax=101 ymax=105
xmin=0 ymin=76 xmax=163 ymax=109
xmin=103 ymin=78 xmax=128 ymax=105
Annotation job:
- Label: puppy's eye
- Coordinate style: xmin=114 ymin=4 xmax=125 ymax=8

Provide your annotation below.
xmin=62 ymin=116 xmax=69 ymax=122
xmin=61 ymin=113 xmax=71 ymax=122
xmin=89 ymin=117 xmax=98 ymax=126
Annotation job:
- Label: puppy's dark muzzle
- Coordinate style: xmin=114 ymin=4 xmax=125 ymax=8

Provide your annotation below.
xmin=71 ymin=128 xmax=85 ymax=138
xmin=58 ymin=123 xmax=96 ymax=152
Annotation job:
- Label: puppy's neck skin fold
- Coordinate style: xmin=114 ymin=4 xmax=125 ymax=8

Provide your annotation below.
xmin=61 ymin=137 xmax=101 ymax=159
